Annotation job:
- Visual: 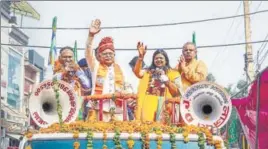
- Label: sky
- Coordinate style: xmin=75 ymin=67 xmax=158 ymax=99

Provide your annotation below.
xmin=16 ymin=1 xmax=268 ymax=92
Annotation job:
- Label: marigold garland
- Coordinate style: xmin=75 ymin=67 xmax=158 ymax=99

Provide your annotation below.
xmin=73 ymin=130 xmax=80 ymax=149
xmin=169 ymin=133 xmax=176 ymax=149
xmin=141 ymin=131 xmax=150 ymax=149
xmin=25 ymin=132 xmax=33 ymax=149
xmin=86 ymin=130 xmax=93 ymax=149
xmin=113 ymin=128 xmax=123 ymax=149
xmin=52 ymin=79 xmax=63 ymax=128
xmin=25 ymin=121 xmax=223 ymax=149
xmin=73 ymin=141 xmax=80 ymax=149
xmin=84 ymin=93 xmax=137 ymax=101
xmin=102 ymin=131 xmax=107 ymax=149
xmin=127 ymin=135 xmax=135 ymax=149
xmin=155 ymin=128 xmax=163 ymax=149
xmin=197 ymin=132 xmax=205 ymax=149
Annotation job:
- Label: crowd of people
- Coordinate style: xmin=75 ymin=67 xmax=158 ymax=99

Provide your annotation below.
xmin=52 ymin=19 xmax=208 ymax=124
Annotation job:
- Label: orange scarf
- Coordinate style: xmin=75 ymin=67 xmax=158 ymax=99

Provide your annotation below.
xmin=94 ymin=63 xmax=124 ymax=95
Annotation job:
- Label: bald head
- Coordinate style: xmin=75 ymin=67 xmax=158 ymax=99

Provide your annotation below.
xmin=182 ymin=42 xmax=197 ymax=62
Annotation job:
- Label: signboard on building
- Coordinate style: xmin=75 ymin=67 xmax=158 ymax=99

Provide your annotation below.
xmin=7 ymin=48 xmax=22 ymax=110
xmin=1 ymin=47 xmax=8 ymax=99
xmin=8 ymin=37 xmax=23 ymax=54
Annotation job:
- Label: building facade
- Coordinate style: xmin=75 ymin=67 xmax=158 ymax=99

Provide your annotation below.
xmin=1 ymin=1 xmax=42 ymax=149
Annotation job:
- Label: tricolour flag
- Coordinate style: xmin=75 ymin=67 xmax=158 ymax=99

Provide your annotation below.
xmin=48 ymin=16 xmax=57 ymax=68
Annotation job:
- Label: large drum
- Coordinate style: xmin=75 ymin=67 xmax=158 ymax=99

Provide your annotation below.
xmin=180 ymin=81 xmax=232 ymax=129
xmin=29 ymin=80 xmax=81 ymax=128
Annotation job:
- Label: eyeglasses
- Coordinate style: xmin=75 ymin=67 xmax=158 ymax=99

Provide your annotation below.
xmin=183 ymin=49 xmax=195 ymax=52
xmin=101 ymin=52 xmax=114 ymax=57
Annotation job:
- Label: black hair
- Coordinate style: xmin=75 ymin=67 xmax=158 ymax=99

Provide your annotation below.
xmin=60 ymin=46 xmax=74 ymax=54
xmin=129 ymin=56 xmax=145 ymax=69
xmin=148 ymin=49 xmax=171 ymax=71
xmin=94 ymin=47 xmax=98 ymax=56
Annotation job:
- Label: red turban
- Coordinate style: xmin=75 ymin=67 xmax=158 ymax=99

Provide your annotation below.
xmin=98 ymin=37 xmax=115 ymax=53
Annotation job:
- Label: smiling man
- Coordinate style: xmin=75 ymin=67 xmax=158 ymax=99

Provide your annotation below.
xmin=85 ymin=19 xmax=125 ymax=122
xmin=175 ymin=42 xmax=208 ymax=91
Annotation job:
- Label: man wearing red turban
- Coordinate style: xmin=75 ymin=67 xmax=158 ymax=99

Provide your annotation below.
xmin=85 ymin=19 xmax=125 ymax=122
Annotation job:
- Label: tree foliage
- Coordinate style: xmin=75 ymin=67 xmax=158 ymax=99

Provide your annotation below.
xmin=206 ymin=73 xmax=216 ymax=82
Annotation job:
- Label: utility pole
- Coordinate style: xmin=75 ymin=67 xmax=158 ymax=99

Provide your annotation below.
xmin=243 ymin=0 xmax=255 ymax=82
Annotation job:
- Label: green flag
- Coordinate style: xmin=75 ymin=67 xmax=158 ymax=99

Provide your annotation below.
xmin=73 ymin=40 xmax=78 ymax=62
xmin=192 ymin=31 xmax=196 ymax=45
xmin=228 ymin=109 xmax=239 ymax=144
xmin=192 ymin=31 xmax=197 ymax=59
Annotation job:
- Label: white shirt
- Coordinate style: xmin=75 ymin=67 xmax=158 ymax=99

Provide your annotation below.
xmin=101 ymin=64 xmax=116 ymax=112
xmin=90 ymin=61 xmax=122 ymax=113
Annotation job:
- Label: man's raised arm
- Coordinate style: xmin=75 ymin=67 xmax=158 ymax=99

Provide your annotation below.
xmin=85 ymin=19 xmax=102 ymax=71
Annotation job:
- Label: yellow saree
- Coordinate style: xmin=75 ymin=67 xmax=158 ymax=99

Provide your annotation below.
xmin=135 ymin=69 xmax=181 ymax=122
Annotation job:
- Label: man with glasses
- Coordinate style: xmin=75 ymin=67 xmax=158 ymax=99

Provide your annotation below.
xmin=175 ymin=42 xmax=208 ymax=91
xmin=53 ymin=46 xmax=91 ymax=120
xmin=53 ymin=46 xmax=91 ymax=93
xmin=85 ymin=19 xmax=125 ymax=122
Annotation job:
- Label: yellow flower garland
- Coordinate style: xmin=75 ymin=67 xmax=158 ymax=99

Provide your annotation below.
xmin=25 ymin=132 xmax=33 ymax=149
xmin=102 ymin=131 xmax=107 ymax=149
xmin=25 ymin=121 xmax=223 ymax=149
xmin=73 ymin=131 xmax=80 ymax=149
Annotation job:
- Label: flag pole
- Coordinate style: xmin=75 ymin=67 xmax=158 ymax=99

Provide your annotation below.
xmin=192 ymin=31 xmax=197 ymax=59
xmin=48 ymin=16 xmax=57 ymax=72
xmin=73 ymin=40 xmax=78 ymax=62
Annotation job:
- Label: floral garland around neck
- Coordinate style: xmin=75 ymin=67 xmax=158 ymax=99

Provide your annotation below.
xmin=146 ymin=69 xmax=166 ymax=96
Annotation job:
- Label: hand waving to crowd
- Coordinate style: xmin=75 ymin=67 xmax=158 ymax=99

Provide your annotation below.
xmin=137 ymin=42 xmax=147 ymax=59
xmin=89 ymin=19 xmax=101 ymax=36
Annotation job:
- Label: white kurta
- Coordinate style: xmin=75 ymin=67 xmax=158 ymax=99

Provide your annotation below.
xmin=90 ymin=61 xmax=124 ymax=121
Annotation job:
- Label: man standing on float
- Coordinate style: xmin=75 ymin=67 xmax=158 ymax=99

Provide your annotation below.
xmin=85 ymin=19 xmax=125 ymax=122
xmin=175 ymin=42 xmax=208 ymax=91
xmin=53 ymin=46 xmax=91 ymax=94
xmin=53 ymin=46 xmax=91 ymax=120
xmin=174 ymin=42 xmax=208 ymax=125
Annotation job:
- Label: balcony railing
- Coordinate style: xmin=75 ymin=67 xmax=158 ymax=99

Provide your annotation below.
xmin=0 ymin=1 xmax=11 ymax=20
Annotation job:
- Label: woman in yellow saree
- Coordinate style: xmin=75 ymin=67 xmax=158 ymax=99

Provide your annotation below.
xmin=133 ymin=42 xmax=184 ymax=122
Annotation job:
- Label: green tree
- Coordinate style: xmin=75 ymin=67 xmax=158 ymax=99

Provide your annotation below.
xmin=235 ymin=79 xmax=248 ymax=98
xmin=206 ymin=73 xmax=216 ymax=82
xmin=224 ymin=84 xmax=235 ymax=95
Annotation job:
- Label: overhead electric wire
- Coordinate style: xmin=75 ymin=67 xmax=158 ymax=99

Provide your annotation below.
xmin=1 ymin=40 xmax=267 ymax=51
xmin=255 ymin=33 xmax=268 ymax=59
xmin=251 ymin=1 xmax=263 ymax=21
xmin=209 ymin=2 xmax=242 ymax=70
xmin=254 ymin=33 xmax=268 ymax=71
xmin=1 ymin=9 xmax=268 ymax=30
xmin=259 ymin=48 xmax=268 ymax=66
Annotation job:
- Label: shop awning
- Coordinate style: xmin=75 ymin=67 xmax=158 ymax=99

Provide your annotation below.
xmin=10 ymin=1 xmax=40 ymax=20
xmin=0 ymin=103 xmax=27 ymax=119
xmin=6 ymin=133 xmax=22 ymax=140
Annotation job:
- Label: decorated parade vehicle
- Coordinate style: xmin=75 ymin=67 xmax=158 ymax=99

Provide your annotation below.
xmin=19 ymin=79 xmax=231 ymax=149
